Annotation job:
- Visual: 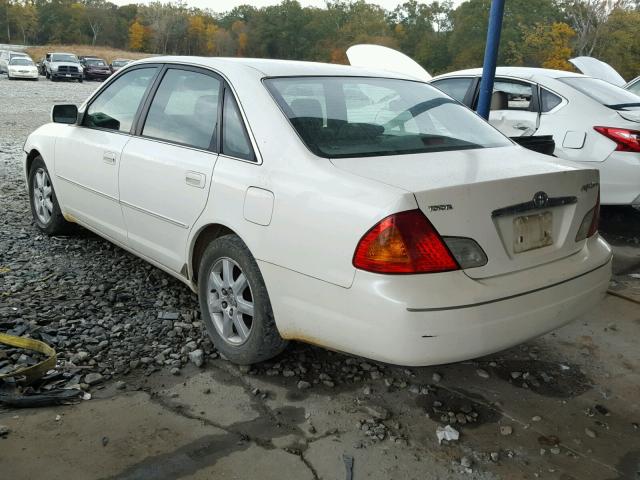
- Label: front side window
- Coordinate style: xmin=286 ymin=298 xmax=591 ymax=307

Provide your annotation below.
xmin=560 ymin=77 xmax=640 ymax=111
xmin=222 ymin=90 xmax=255 ymax=161
xmin=431 ymin=77 xmax=473 ymax=103
xmin=85 ymin=67 xmax=157 ymax=132
xmin=142 ymin=68 xmax=220 ymax=149
xmin=265 ymin=76 xmax=511 ymax=158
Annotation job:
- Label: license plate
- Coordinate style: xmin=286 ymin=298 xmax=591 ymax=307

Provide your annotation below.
xmin=65 ymin=74 xmax=71 ymax=77
xmin=513 ymin=212 xmax=553 ymax=253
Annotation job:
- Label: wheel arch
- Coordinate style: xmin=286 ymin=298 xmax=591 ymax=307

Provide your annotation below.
xmin=25 ymin=148 xmax=41 ymax=176
xmin=189 ymin=223 xmax=239 ymax=284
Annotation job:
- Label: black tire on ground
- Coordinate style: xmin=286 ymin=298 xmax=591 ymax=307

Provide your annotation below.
xmin=78 ymin=78 xmax=83 ymax=83
xmin=45 ymin=71 xmax=49 ymax=79
xmin=198 ymin=234 xmax=288 ymax=365
xmin=28 ymin=156 xmax=73 ymax=235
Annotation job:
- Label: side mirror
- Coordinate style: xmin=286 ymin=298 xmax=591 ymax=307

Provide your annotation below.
xmin=52 ymin=104 xmax=78 ymax=124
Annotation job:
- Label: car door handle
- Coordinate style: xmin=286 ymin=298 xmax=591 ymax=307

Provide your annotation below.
xmin=185 ymin=171 xmax=206 ymax=188
xmin=103 ymin=152 xmax=117 ymax=165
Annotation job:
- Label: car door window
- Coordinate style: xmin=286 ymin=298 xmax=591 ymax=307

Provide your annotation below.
xmin=491 ymin=80 xmax=535 ymax=112
xmin=431 ymin=77 xmax=473 ymax=103
xmin=540 ymin=88 xmax=562 ymax=112
xmin=142 ymin=68 xmax=220 ymax=150
xmin=85 ymin=67 xmax=157 ymax=132
xmin=222 ymin=90 xmax=255 ymax=161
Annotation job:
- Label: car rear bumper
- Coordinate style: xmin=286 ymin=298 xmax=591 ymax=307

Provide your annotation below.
xmin=262 ymin=235 xmax=612 ymax=366
xmin=599 ymin=151 xmax=640 ymax=205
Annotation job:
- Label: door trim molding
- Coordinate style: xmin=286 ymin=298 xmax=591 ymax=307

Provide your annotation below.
xmin=56 ymin=174 xmax=118 ymax=202
xmin=120 ymin=200 xmax=189 ymax=229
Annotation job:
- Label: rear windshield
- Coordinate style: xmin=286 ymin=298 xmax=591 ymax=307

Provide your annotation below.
xmin=560 ymin=77 xmax=640 ymax=111
xmin=51 ymin=54 xmax=78 ymax=63
xmin=85 ymin=59 xmax=106 ymax=66
xmin=264 ymin=76 xmax=511 ymax=158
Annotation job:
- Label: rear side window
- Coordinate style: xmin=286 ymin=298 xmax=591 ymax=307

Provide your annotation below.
xmin=142 ymin=68 xmax=220 ymax=149
xmin=85 ymin=67 xmax=157 ymax=132
xmin=491 ymin=80 xmax=534 ymax=111
xmin=222 ymin=90 xmax=255 ymax=161
xmin=431 ymin=77 xmax=473 ymax=103
xmin=560 ymin=77 xmax=640 ymax=110
xmin=265 ymin=76 xmax=511 ymax=158
xmin=540 ymin=89 xmax=562 ymax=112
xmin=628 ymin=79 xmax=640 ymax=97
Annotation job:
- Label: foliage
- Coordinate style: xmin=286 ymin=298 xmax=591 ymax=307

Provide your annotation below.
xmin=0 ymin=0 xmax=639 ymax=80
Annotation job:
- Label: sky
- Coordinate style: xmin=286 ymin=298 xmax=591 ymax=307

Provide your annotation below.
xmin=111 ymin=0 xmax=467 ymax=13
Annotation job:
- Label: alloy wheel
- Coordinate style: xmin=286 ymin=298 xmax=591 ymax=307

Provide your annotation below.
xmin=32 ymin=168 xmax=53 ymax=225
xmin=207 ymin=257 xmax=255 ymax=346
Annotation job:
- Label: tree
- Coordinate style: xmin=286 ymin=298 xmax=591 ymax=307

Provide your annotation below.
xmin=128 ymin=19 xmax=145 ymax=51
xmin=522 ymin=22 xmax=576 ymax=69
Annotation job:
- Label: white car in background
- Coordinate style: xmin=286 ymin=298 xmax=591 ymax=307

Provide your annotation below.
xmin=348 ymin=45 xmax=640 ymax=209
xmin=0 ymin=50 xmax=31 ymax=74
xmin=23 ymin=57 xmax=611 ymax=366
xmin=7 ymin=56 xmax=39 ymax=80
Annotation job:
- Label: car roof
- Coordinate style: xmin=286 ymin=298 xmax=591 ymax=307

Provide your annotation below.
xmin=134 ymin=56 xmax=416 ymax=80
xmin=435 ymin=66 xmax=586 ymax=81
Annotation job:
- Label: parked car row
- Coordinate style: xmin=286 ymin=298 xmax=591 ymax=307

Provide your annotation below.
xmin=1 ymin=49 xmax=133 ymax=82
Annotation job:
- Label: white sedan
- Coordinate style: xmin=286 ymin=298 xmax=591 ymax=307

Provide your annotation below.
xmin=7 ymin=57 xmax=39 ymax=80
xmin=430 ymin=69 xmax=640 ymax=209
xmin=23 ymin=57 xmax=612 ymax=366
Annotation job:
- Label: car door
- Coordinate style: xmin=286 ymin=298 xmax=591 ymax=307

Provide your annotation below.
xmin=481 ymin=78 xmax=541 ymax=137
xmin=54 ymin=65 xmax=160 ymax=243
xmin=118 ymin=65 xmax=222 ymax=273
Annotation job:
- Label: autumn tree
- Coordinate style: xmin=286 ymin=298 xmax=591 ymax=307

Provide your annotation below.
xmin=522 ymin=22 xmax=576 ymax=69
xmin=128 ymin=19 xmax=145 ymax=51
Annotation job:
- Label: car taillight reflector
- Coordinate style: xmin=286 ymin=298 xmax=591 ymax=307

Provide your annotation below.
xmin=353 ymin=210 xmax=459 ymax=274
xmin=594 ymin=126 xmax=640 ymax=153
xmin=576 ymin=189 xmax=600 ymax=242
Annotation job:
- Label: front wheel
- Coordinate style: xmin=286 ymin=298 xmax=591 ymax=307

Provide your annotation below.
xmin=28 ymin=156 xmax=72 ymax=235
xmin=198 ymin=235 xmax=287 ymax=364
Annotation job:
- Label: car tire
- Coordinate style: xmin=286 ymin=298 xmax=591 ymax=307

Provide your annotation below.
xmin=78 ymin=78 xmax=83 ymax=83
xmin=45 ymin=71 xmax=49 ymax=79
xmin=28 ymin=156 xmax=73 ymax=235
xmin=198 ymin=234 xmax=288 ymax=365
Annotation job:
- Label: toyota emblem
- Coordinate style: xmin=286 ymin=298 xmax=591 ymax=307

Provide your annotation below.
xmin=533 ymin=191 xmax=549 ymax=208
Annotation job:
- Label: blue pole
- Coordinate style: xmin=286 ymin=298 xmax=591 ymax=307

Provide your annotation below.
xmin=476 ymin=0 xmax=506 ymax=120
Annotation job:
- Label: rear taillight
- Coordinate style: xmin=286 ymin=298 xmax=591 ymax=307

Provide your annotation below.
xmin=575 ymin=189 xmax=600 ymax=242
xmin=594 ymin=126 xmax=640 ymax=153
xmin=353 ymin=210 xmax=459 ymax=274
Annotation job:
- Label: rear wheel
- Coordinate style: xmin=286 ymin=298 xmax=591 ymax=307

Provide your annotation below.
xmin=28 ymin=157 xmax=72 ymax=235
xmin=198 ymin=235 xmax=287 ymax=364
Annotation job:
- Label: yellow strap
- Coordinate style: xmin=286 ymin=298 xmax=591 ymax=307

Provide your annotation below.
xmin=0 ymin=333 xmax=57 ymax=383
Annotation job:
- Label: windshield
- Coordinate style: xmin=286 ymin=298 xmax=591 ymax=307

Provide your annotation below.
xmin=86 ymin=59 xmax=106 ymax=66
xmin=10 ymin=58 xmax=33 ymax=66
xmin=265 ymin=77 xmax=511 ymax=158
xmin=51 ymin=54 xmax=79 ymax=63
xmin=560 ymin=77 xmax=640 ymax=111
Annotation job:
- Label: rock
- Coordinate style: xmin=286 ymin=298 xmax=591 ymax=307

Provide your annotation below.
xmin=510 ymin=371 xmax=522 ymax=379
xmin=532 ymin=415 xmax=542 ymax=422
xmin=585 ymin=427 xmax=597 ymax=438
xmin=476 ymin=369 xmax=490 ymax=379
xmin=297 ymin=380 xmax=311 ymax=390
xmin=188 ymin=349 xmax=204 ymax=367
xmin=432 ymin=372 xmax=442 ymax=383
xmin=460 ymin=456 xmax=472 ymax=468
xmin=436 ymin=425 xmax=459 ymax=444
xmin=84 ymin=373 xmax=104 ymax=385
xmin=115 ymin=381 xmax=126 ymax=390
xmin=0 ymin=425 xmax=10 ymax=437
xmin=102 ymin=436 xmax=109 ymax=447
xmin=499 ymin=425 xmax=513 ymax=436
xmin=550 ymin=447 xmax=561 ymax=455
xmin=157 ymin=311 xmax=179 ymax=320
xmin=490 ymin=452 xmax=499 ymax=462
xmin=170 ymin=367 xmax=180 ymax=375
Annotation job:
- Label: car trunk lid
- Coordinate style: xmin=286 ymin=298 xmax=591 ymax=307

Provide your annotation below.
xmin=331 ymin=146 xmax=599 ymax=279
